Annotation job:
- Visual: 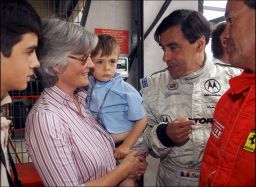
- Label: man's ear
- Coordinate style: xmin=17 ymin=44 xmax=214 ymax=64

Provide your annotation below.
xmin=196 ymin=35 xmax=206 ymax=53
xmin=222 ymin=38 xmax=227 ymax=48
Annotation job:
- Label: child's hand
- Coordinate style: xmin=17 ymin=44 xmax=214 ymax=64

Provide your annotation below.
xmin=114 ymin=144 xmax=131 ymax=159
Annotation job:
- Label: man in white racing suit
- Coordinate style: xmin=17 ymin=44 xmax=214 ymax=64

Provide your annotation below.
xmin=140 ymin=9 xmax=241 ymax=187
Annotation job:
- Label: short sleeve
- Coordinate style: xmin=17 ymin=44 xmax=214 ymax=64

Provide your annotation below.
xmin=126 ymin=88 xmax=146 ymax=121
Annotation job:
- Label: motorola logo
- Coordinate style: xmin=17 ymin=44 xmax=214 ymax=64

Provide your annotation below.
xmin=160 ymin=115 xmax=172 ymax=123
xmin=188 ymin=117 xmax=213 ymax=124
xmin=204 ymin=79 xmax=221 ymax=94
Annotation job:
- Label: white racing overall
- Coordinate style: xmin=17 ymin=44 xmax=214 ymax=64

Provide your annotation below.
xmin=140 ymin=60 xmax=241 ymax=186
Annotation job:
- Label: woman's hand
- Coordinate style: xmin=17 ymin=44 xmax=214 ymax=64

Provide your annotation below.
xmin=128 ymin=155 xmax=148 ymax=180
xmin=85 ymin=151 xmax=148 ymax=187
xmin=121 ymin=150 xmax=140 ymax=173
xmin=121 ymin=152 xmax=148 ymax=180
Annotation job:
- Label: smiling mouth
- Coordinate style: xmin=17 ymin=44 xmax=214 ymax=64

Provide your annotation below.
xmin=82 ymin=72 xmax=88 ymax=76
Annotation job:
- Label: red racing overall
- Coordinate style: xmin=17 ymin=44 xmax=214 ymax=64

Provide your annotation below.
xmin=200 ymin=72 xmax=255 ymax=186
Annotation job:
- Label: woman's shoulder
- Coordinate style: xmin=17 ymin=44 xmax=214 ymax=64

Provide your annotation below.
xmin=29 ymin=90 xmax=63 ymax=116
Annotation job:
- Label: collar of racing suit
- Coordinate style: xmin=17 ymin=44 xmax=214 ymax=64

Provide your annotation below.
xmin=169 ymin=58 xmax=213 ymax=85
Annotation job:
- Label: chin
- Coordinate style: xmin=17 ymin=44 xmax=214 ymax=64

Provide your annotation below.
xmin=97 ymin=78 xmax=109 ymax=82
xmin=16 ymin=84 xmax=28 ymax=91
xmin=81 ymin=81 xmax=89 ymax=87
xmin=169 ymin=71 xmax=180 ymax=79
xmin=229 ymin=56 xmax=240 ymax=67
xmin=103 ymin=79 xmax=111 ymax=82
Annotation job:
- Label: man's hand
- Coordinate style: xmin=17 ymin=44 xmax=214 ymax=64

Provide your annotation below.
xmin=166 ymin=118 xmax=194 ymax=146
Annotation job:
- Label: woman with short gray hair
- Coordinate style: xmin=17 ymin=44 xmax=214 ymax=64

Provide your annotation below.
xmin=37 ymin=18 xmax=97 ymax=87
xmin=25 ymin=18 xmax=146 ymax=186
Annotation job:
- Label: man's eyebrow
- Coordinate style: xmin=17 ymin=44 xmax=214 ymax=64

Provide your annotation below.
xmin=159 ymin=42 xmax=178 ymax=47
xmin=26 ymin=45 xmax=37 ymax=50
xmin=167 ymin=42 xmax=178 ymax=46
xmin=166 ymin=42 xmax=179 ymax=49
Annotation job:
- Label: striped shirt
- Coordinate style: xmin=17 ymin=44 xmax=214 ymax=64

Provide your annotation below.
xmin=25 ymin=86 xmax=116 ymax=186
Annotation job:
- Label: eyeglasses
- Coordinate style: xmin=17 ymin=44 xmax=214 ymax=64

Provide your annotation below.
xmin=68 ymin=54 xmax=90 ymax=66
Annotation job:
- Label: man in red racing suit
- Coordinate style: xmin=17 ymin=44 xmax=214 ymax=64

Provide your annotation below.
xmin=200 ymin=0 xmax=255 ymax=186
xmin=200 ymin=72 xmax=255 ymax=186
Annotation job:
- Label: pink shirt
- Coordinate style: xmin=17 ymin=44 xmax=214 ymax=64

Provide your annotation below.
xmin=25 ymin=86 xmax=116 ymax=186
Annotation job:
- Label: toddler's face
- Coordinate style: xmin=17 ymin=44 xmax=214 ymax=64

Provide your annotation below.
xmin=91 ymin=48 xmax=119 ymax=82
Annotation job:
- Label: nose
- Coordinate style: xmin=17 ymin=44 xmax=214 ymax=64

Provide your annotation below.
xmin=103 ymin=62 xmax=111 ymax=70
xmin=31 ymin=53 xmax=40 ymax=68
xmin=86 ymin=56 xmax=95 ymax=68
xmin=162 ymin=50 xmax=173 ymax=63
xmin=223 ymin=24 xmax=230 ymax=39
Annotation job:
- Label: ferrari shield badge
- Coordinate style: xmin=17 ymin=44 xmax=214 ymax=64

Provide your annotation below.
xmin=243 ymin=129 xmax=256 ymax=153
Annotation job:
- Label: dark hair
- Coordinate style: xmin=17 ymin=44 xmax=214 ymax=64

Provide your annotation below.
xmin=244 ymin=0 xmax=255 ymax=9
xmin=91 ymin=34 xmax=120 ymax=58
xmin=211 ymin=22 xmax=226 ymax=59
xmin=0 ymin=0 xmax=42 ymax=57
xmin=154 ymin=9 xmax=210 ymax=45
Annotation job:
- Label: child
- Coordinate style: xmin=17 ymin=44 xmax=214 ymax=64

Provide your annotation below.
xmin=86 ymin=34 xmax=147 ymax=186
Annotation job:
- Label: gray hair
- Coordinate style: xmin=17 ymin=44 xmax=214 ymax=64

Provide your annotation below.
xmin=37 ymin=18 xmax=98 ymax=88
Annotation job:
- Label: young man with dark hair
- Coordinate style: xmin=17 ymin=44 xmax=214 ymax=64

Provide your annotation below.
xmin=1 ymin=0 xmax=41 ymax=186
xmin=200 ymin=0 xmax=255 ymax=186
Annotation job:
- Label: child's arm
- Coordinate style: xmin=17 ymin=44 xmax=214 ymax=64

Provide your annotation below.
xmin=114 ymin=116 xmax=147 ymax=159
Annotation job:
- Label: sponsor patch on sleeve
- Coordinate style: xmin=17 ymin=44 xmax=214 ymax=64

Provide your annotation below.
xmin=140 ymin=77 xmax=149 ymax=88
xmin=243 ymin=129 xmax=255 ymax=153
